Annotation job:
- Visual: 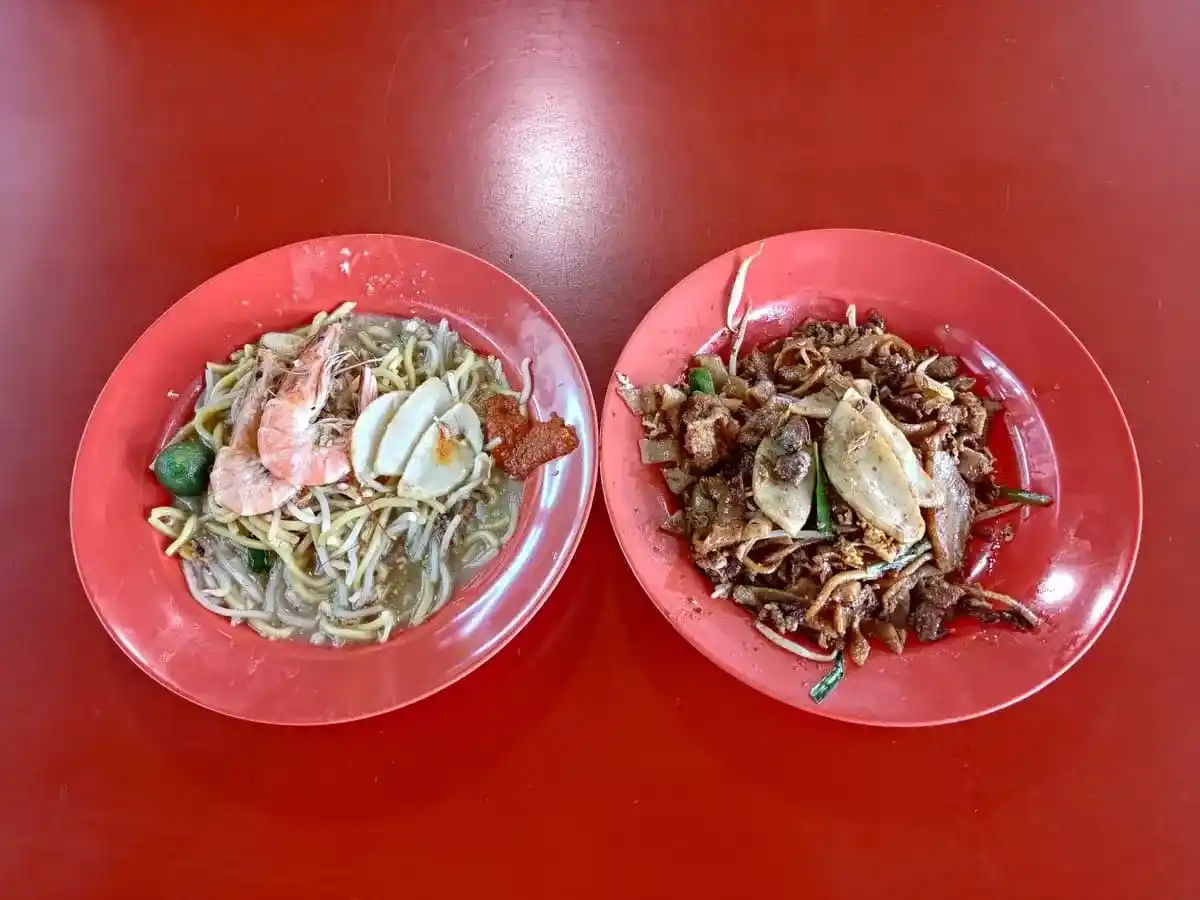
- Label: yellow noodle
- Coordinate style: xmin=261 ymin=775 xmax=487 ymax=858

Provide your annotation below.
xmin=207 ymin=506 xmax=240 ymax=525
xmin=165 ymin=515 xmax=198 ymax=556
xmin=359 ymin=332 xmax=384 ymax=355
xmin=324 ymin=505 xmax=370 ymax=540
xmin=284 ymin=573 xmax=333 ymax=605
xmin=274 ymin=545 xmax=334 ymax=592
xmin=241 ymin=516 xmax=300 ymax=548
xmin=452 ymin=348 xmax=476 ymax=380
xmin=372 ymin=367 xmax=408 ymax=393
xmin=250 ymin=620 xmax=296 ymax=640
xmin=461 ymin=530 xmax=500 ymax=553
xmin=295 ymin=531 xmax=314 ymax=556
xmin=403 ymin=336 xmax=418 ymax=387
xmin=192 ymin=398 xmax=232 ymax=447
xmin=214 ymin=365 xmax=248 ymax=394
xmin=202 ymin=522 xmax=270 ymax=550
xmin=353 ymin=524 xmax=385 ymax=588
xmin=319 ymin=619 xmax=380 ymax=642
xmin=416 ymin=340 xmax=439 ymax=376
xmin=367 ymin=497 xmax=419 ymax=513
xmin=394 ymin=491 xmax=446 ymax=514
xmin=147 ymin=506 xmax=188 ymax=539
xmin=166 ymin=421 xmax=199 ymax=446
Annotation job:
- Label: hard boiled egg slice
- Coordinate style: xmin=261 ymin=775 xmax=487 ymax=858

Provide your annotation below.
xmin=439 ymin=401 xmax=484 ymax=453
xmin=374 ymin=377 xmax=453 ymax=476
xmin=350 ymin=391 xmax=406 ymax=483
xmin=401 ymin=422 xmax=474 ymax=498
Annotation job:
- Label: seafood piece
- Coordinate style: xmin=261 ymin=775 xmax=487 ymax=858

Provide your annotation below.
xmin=258 ymin=324 xmax=352 ymax=486
xmin=752 ymin=437 xmax=816 ymax=537
xmin=822 ymin=387 xmax=926 ymax=543
xmin=853 ymin=389 xmax=941 ymax=507
xmin=358 ymin=365 xmax=379 ymax=411
xmin=374 ymin=377 xmax=453 ymax=476
xmin=210 ymin=352 xmax=300 ymax=515
xmin=926 ymin=449 xmax=972 ymax=571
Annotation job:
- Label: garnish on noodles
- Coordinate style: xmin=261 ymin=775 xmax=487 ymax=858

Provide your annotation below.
xmin=146 ymin=303 xmax=579 ymax=645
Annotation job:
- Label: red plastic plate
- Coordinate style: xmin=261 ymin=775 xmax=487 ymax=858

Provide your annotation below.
xmin=71 ymin=234 xmax=597 ymax=724
xmin=600 ymin=229 xmax=1141 ymax=726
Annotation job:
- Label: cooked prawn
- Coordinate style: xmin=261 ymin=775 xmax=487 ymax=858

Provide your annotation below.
xmin=359 ymin=365 xmax=378 ymax=411
xmin=209 ymin=351 xmax=300 ymax=515
xmin=258 ymin=323 xmax=352 ymax=486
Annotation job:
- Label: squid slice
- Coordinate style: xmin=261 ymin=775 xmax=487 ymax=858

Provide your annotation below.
xmin=852 ymin=389 xmax=942 ymax=508
xmin=752 ymin=438 xmax=816 ymax=538
xmin=822 ymin=388 xmax=926 ymax=544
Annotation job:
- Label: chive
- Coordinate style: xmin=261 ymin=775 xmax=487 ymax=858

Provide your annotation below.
xmin=247 ymin=547 xmax=273 ymax=574
xmin=809 ymin=651 xmax=845 ymax=703
xmin=688 ymin=367 xmax=716 ymax=395
xmin=863 ymin=539 xmax=932 ymax=579
xmin=997 ymin=486 xmax=1054 ymax=507
xmin=812 ymin=442 xmax=832 ymax=535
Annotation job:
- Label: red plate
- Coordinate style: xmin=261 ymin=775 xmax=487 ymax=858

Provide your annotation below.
xmin=71 ymin=234 xmax=597 ymax=725
xmin=601 ymin=229 xmax=1141 ymax=726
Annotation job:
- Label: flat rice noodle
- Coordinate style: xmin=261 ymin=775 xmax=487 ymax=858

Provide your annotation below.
xmin=615 ymin=373 xmax=652 ymax=415
xmin=925 ymin=449 xmax=972 ymax=572
xmin=824 ymin=332 xmax=915 ymax=362
xmin=822 ymin=389 xmax=926 ymax=544
xmin=789 ymin=387 xmax=839 ymax=419
xmin=640 ymin=438 xmax=681 ymax=464
xmin=662 ymin=468 xmax=696 ymax=496
xmin=823 ymin=333 xmax=889 ymax=362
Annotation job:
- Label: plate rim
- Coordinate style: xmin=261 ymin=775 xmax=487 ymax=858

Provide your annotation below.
xmin=600 ymin=227 xmax=1143 ymax=727
xmin=71 ymin=232 xmax=599 ymax=725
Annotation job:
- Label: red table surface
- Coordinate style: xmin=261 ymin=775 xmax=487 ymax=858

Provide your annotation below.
xmin=1 ymin=1 xmax=1195 ymax=897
